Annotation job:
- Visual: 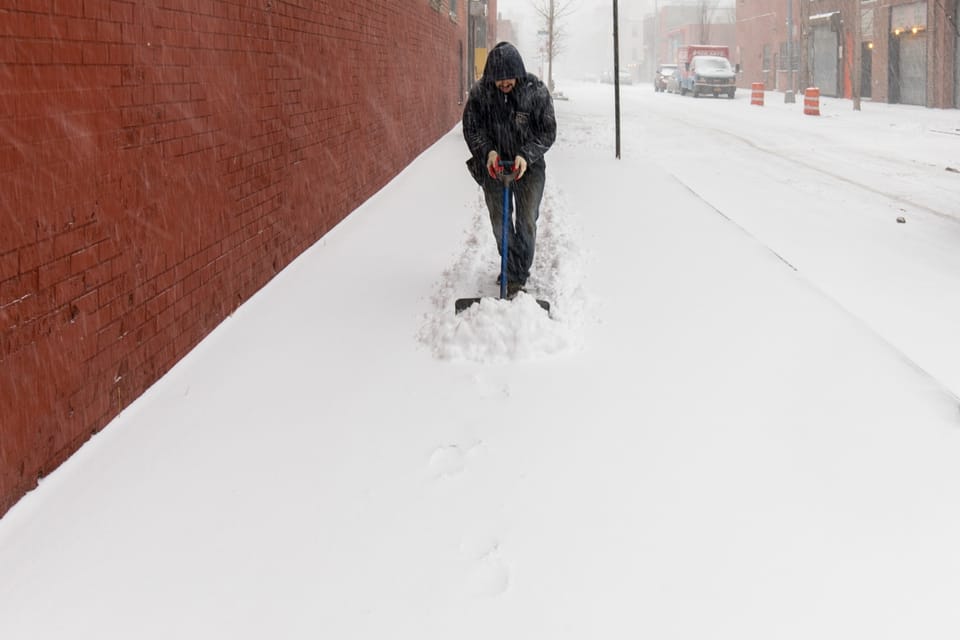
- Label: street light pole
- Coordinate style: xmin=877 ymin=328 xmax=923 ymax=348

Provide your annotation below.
xmin=613 ymin=0 xmax=621 ymax=159
xmin=785 ymin=0 xmax=796 ymax=102
xmin=653 ymin=0 xmax=658 ymax=69
xmin=851 ymin=0 xmax=862 ymax=110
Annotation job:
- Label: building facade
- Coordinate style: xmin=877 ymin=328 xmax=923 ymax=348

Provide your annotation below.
xmin=736 ymin=0 xmax=958 ymax=107
xmin=645 ymin=4 xmax=737 ymax=79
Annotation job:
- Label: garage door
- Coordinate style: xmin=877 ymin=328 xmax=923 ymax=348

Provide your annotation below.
xmin=811 ymin=25 xmax=839 ymax=96
xmin=897 ymin=32 xmax=927 ymax=105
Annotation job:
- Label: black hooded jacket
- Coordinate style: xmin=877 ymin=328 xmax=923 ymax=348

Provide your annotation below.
xmin=462 ymin=42 xmax=556 ymax=180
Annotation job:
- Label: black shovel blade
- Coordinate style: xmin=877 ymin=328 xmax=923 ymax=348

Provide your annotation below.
xmin=454 ymin=297 xmax=551 ymax=314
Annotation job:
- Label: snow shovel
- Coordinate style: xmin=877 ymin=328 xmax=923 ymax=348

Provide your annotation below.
xmin=455 ymin=160 xmax=551 ymax=314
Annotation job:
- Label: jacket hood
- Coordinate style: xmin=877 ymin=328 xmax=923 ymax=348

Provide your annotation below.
xmin=483 ymin=42 xmax=526 ymax=82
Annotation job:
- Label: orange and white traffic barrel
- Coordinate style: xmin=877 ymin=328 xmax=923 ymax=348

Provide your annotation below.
xmin=751 ymin=82 xmax=764 ymax=106
xmin=803 ymin=87 xmax=820 ymax=115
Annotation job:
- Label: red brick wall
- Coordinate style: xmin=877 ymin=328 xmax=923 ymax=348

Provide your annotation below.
xmin=734 ymin=0 xmax=798 ymax=89
xmin=0 ymin=0 xmax=467 ymax=517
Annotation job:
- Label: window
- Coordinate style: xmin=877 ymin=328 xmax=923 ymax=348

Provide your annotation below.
xmin=430 ymin=0 xmax=459 ymax=15
xmin=778 ymin=42 xmax=798 ymax=71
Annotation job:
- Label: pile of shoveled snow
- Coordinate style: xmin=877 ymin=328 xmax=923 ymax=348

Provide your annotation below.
xmin=418 ymin=183 xmax=587 ymax=363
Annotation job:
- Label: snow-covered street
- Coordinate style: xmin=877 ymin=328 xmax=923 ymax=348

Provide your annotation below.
xmin=1 ymin=82 xmax=958 ymax=639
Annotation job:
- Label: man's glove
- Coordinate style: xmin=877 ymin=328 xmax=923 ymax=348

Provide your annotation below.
xmin=513 ymin=155 xmax=528 ymax=180
xmin=486 ymin=150 xmax=501 ymax=179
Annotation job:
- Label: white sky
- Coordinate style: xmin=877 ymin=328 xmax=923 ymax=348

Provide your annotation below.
xmin=495 ymin=0 xmax=612 ymax=74
xmin=1 ymin=83 xmax=959 ymax=638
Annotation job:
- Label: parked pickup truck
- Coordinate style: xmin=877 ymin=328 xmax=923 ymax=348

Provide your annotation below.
xmin=676 ymin=45 xmax=738 ymax=99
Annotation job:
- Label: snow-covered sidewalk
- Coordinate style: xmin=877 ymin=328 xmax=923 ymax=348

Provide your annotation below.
xmin=1 ymin=82 xmax=958 ymax=640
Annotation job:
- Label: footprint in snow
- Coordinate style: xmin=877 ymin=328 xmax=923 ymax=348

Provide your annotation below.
xmin=428 ymin=445 xmax=466 ymax=479
xmin=428 ymin=441 xmax=486 ymax=480
xmin=461 ymin=534 xmax=510 ymax=597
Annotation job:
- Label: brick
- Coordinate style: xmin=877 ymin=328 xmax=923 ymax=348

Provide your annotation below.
xmin=52 ymin=0 xmax=84 ymax=18
xmin=161 ymin=137 xmax=182 ymax=158
xmin=16 ymin=40 xmax=53 ymax=65
xmin=55 ymin=274 xmax=85 ymax=305
xmin=50 ymin=41 xmax=84 ymax=65
xmin=120 ymin=21 xmax=139 ymax=44
xmin=120 ymin=66 xmax=144 ymax=87
xmin=33 ymin=14 xmax=69 ymax=38
xmin=38 ymin=256 xmax=69 ymax=290
xmin=97 ymin=275 xmax=126 ymax=307
xmin=95 ymin=318 xmax=121 ymax=353
xmin=97 ymin=19 xmax=122 ymax=42
xmin=109 ymin=44 xmax=134 ymax=66
xmin=69 ymin=246 xmax=99 ymax=276
xmin=82 ymin=0 xmax=111 ymax=21
xmin=20 ymin=0 xmax=54 ymax=12
xmin=73 ymin=289 xmax=98 ymax=315
xmin=0 ymin=251 xmax=16 ymax=281
xmin=0 ymin=38 xmax=13 ymax=65
xmin=110 ymin=1 xmax=134 ymax=24
xmin=81 ymin=42 xmax=110 ymax=65
xmin=66 ymin=17 xmax=98 ymax=40
xmin=83 ymin=261 xmax=111 ymax=289
xmin=0 ymin=273 xmax=28 ymax=308
xmin=12 ymin=284 xmax=44 ymax=325
xmin=1 ymin=11 xmax=33 ymax=38
xmin=19 ymin=241 xmax=53 ymax=274
xmin=0 ymin=301 xmax=16 ymax=332
xmin=53 ymin=227 xmax=87 ymax=259
xmin=83 ymin=222 xmax=108 ymax=246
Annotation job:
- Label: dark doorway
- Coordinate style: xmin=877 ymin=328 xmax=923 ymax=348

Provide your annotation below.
xmin=861 ymin=43 xmax=872 ymax=98
xmin=890 ymin=30 xmax=927 ymax=105
xmin=888 ymin=34 xmax=900 ymax=103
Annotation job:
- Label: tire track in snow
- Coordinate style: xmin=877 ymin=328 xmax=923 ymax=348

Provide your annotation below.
xmin=672 ymin=171 xmax=960 ymax=406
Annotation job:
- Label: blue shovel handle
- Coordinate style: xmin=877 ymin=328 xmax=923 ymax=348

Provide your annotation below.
xmin=498 ymin=160 xmax=514 ymax=299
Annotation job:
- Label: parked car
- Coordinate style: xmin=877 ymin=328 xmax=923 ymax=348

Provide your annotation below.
xmin=665 ymin=68 xmax=681 ymax=94
xmin=654 ymin=63 xmax=677 ymax=92
xmin=601 ymin=70 xmax=634 ymax=85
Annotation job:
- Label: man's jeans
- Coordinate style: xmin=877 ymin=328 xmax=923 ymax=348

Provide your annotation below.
xmin=482 ymin=161 xmax=546 ymax=286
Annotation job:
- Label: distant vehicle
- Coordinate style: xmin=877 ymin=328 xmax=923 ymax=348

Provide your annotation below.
xmin=665 ymin=68 xmax=681 ymax=94
xmin=601 ymin=70 xmax=634 ymax=85
xmin=686 ymin=56 xmax=737 ymax=98
xmin=675 ymin=44 xmax=738 ymax=98
xmin=654 ymin=63 xmax=677 ymax=92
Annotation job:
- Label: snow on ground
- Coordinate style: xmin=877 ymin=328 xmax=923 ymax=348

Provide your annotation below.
xmin=1 ymin=81 xmax=959 ymax=639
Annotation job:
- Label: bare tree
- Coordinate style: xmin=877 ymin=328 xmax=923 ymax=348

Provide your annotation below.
xmin=696 ymin=0 xmax=716 ymax=43
xmin=531 ymin=0 xmax=578 ymax=92
xmin=798 ymin=0 xmax=810 ymax=92
xmin=842 ymin=0 xmax=862 ymax=110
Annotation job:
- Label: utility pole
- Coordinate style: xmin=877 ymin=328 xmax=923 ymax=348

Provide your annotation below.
xmin=653 ymin=0 xmax=658 ymax=69
xmin=547 ymin=0 xmax=555 ymax=92
xmin=851 ymin=0 xmax=862 ymax=110
xmin=799 ymin=0 xmax=810 ymax=92
xmin=613 ymin=0 xmax=621 ymax=159
xmin=467 ymin=0 xmax=488 ymax=89
xmin=785 ymin=0 xmax=796 ymax=102
xmin=467 ymin=6 xmax=475 ymax=90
